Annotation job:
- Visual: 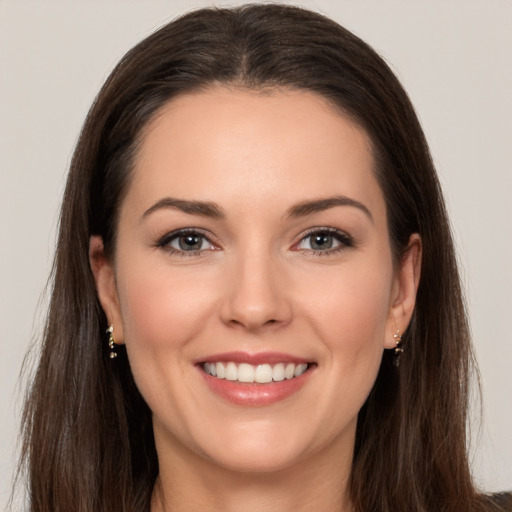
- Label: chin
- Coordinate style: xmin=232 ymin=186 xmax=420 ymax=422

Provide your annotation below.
xmin=190 ymin=416 xmax=349 ymax=476
xmin=204 ymin=442 xmax=307 ymax=475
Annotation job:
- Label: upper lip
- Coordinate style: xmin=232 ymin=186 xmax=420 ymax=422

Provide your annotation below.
xmin=196 ymin=351 xmax=312 ymax=365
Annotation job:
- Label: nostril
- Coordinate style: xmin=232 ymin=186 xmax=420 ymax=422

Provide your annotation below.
xmin=227 ymin=316 xmax=282 ymax=332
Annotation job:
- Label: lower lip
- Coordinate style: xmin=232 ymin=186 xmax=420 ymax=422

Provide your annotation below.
xmin=198 ymin=366 xmax=314 ymax=406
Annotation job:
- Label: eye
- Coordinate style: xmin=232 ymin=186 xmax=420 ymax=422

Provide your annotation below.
xmin=157 ymin=229 xmax=216 ymax=255
xmin=295 ymin=228 xmax=353 ymax=253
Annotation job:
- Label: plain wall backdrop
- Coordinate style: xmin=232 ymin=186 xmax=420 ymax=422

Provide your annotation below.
xmin=1 ymin=0 xmax=511 ymax=506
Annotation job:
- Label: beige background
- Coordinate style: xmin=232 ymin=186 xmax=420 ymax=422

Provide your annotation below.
xmin=1 ymin=0 xmax=511 ymax=506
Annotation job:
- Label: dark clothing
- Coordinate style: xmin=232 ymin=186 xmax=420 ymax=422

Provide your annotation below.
xmin=489 ymin=492 xmax=512 ymax=511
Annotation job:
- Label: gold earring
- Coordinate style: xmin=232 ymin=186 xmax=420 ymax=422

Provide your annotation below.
xmin=106 ymin=325 xmax=117 ymax=359
xmin=393 ymin=329 xmax=403 ymax=367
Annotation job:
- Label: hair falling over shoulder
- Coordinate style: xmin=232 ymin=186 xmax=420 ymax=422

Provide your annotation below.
xmin=14 ymin=4 xmax=509 ymax=512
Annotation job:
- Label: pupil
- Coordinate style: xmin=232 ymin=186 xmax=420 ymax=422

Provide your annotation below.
xmin=179 ymin=234 xmax=202 ymax=251
xmin=311 ymin=233 xmax=333 ymax=250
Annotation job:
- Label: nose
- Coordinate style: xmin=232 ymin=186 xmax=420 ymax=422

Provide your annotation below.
xmin=220 ymin=250 xmax=292 ymax=333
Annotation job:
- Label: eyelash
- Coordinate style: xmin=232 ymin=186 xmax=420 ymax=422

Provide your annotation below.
xmin=156 ymin=227 xmax=354 ymax=257
xmin=293 ymin=227 xmax=355 ymax=256
xmin=156 ymin=229 xmax=217 ymax=257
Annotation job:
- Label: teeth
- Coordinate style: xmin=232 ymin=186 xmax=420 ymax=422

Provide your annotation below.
xmin=216 ymin=362 xmax=225 ymax=378
xmin=272 ymin=363 xmax=285 ymax=382
xmin=255 ymin=364 xmax=273 ymax=383
xmin=225 ymin=362 xmax=237 ymax=380
xmin=285 ymin=362 xmax=295 ymax=379
xmin=202 ymin=361 xmax=309 ymax=383
xmin=294 ymin=363 xmax=308 ymax=377
xmin=238 ymin=363 xmax=254 ymax=383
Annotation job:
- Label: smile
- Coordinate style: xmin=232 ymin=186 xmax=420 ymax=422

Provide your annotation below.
xmin=202 ymin=362 xmax=309 ymax=383
xmin=198 ymin=352 xmax=315 ymax=406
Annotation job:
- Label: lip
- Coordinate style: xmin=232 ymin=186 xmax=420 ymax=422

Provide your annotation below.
xmin=196 ymin=351 xmax=311 ymax=365
xmin=196 ymin=352 xmax=315 ymax=407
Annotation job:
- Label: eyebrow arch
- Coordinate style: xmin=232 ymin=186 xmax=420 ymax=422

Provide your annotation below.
xmin=140 ymin=197 xmax=225 ymax=222
xmin=286 ymin=195 xmax=373 ymax=223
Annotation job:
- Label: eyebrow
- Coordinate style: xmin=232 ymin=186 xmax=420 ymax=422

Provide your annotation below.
xmin=285 ymin=195 xmax=373 ymax=222
xmin=140 ymin=194 xmax=372 ymax=223
xmin=140 ymin=197 xmax=225 ymax=221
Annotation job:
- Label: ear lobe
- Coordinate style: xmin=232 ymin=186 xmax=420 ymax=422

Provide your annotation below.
xmin=89 ymin=235 xmax=124 ymax=343
xmin=384 ymin=234 xmax=422 ymax=349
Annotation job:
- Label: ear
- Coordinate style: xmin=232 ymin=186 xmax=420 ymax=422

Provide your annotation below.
xmin=384 ymin=233 xmax=422 ymax=349
xmin=89 ymin=235 xmax=124 ymax=343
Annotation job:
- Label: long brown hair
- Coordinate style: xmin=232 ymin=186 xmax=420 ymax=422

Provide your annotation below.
xmin=17 ymin=4 xmax=505 ymax=511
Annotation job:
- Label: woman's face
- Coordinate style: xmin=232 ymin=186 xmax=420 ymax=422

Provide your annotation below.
xmin=93 ymin=87 xmax=419 ymax=474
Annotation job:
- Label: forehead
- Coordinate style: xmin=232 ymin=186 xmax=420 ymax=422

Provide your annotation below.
xmin=127 ymin=86 xmax=385 ymax=220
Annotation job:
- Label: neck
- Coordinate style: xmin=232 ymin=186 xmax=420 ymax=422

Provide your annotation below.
xmin=151 ymin=434 xmax=354 ymax=512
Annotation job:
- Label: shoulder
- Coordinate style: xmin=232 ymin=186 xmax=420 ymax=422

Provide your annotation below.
xmin=486 ymin=492 xmax=512 ymax=511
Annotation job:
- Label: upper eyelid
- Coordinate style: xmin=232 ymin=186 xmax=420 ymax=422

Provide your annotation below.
xmin=295 ymin=226 xmax=351 ymax=241
xmin=159 ymin=227 xmax=215 ymax=242
xmin=299 ymin=226 xmax=342 ymax=235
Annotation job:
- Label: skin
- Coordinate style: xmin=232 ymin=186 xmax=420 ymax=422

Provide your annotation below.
xmin=90 ymin=87 xmax=421 ymax=512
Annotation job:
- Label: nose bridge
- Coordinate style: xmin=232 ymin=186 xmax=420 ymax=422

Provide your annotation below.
xmin=221 ymin=241 xmax=291 ymax=331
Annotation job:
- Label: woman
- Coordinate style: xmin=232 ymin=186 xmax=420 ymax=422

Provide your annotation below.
xmin=16 ymin=4 xmax=511 ymax=512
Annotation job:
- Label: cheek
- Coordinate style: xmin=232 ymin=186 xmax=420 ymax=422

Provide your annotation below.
xmin=116 ymin=256 xmax=217 ymax=344
xmin=113 ymin=261 xmax=225 ymax=441
xmin=297 ymin=256 xmax=393 ymax=401
xmin=114 ymin=261 xmax=220 ymax=392
xmin=302 ymin=261 xmax=392 ymax=349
